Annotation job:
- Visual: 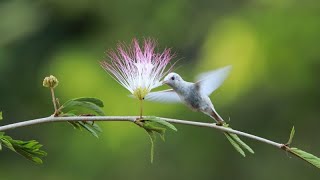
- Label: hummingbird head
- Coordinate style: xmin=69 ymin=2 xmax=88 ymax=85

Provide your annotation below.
xmin=162 ymin=72 xmax=183 ymax=87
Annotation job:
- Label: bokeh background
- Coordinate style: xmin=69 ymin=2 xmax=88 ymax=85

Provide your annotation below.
xmin=0 ymin=0 xmax=319 ymax=179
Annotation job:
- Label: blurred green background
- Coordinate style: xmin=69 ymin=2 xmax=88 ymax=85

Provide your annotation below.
xmin=0 ymin=0 xmax=319 ymax=179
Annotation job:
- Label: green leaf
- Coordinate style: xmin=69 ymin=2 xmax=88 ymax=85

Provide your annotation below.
xmin=143 ymin=122 xmax=166 ymax=141
xmin=62 ymin=100 xmax=105 ymax=116
xmin=145 ymin=129 xmax=156 ymax=163
xmin=60 ymin=109 xmax=103 ymax=138
xmin=61 ymin=113 xmax=77 ymax=117
xmin=68 ymin=121 xmax=82 ymax=130
xmin=61 ymin=97 xmax=105 ymax=116
xmin=0 ymin=111 xmax=2 ymax=121
xmin=0 ymin=132 xmax=3 ymax=150
xmin=289 ymin=147 xmax=320 ymax=169
xmin=228 ymin=133 xmax=254 ymax=154
xmin=224 ymin=133 xmax=246 ymax=157
xmin=142 ymin=120 xmax=172 ymax=163
xmin=287 ymin=126 xmax=295 ymax=145
xmin=144 ymin=116 xmax=177 ymax=132
xmin=222 ymin=124 xmax=254 ymax=154
xmin=139 ymin=116 xmax=179 ymax=163
xmin=0 ymin=135 xmax=47 ymax=164
xmin=78 ymin=121 xmax=102 ymax=138
xmin=70 ymin=97 xmax=104 ymax=107
xmin=61 ymin=113 xmax=82 ymax=130
xmin=1 ymin=137 xmax=14 ymax=151
xmin=67 ymin=121 xmax=102 ymax=138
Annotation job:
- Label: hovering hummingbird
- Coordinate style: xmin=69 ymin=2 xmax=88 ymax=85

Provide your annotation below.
xmin=145 ymin=65 xmax=254 ymax=156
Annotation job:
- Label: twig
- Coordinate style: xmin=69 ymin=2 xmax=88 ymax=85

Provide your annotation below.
xmin=0 ymin=116 xmax=283 ymax=149
xmin=50 ymin=88 xmax=58 ymax=115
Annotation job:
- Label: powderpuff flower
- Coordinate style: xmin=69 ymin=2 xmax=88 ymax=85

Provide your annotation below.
xmin=101 ymin=38 xmax=175 ymax=100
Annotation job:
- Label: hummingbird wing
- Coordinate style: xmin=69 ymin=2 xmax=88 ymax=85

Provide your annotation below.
xmin=195 ymin=65 xmax=232 ymax=96
xmin=144 ymin=89 xmax=182 ymax=103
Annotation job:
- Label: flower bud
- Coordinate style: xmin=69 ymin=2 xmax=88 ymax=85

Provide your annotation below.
xmin=43 ymin=75 xmax=59 ymax=88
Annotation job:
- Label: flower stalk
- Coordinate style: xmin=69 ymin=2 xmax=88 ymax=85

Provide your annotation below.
xmin=43 ymin=75 xmax=60 ymax=116
xmin=50 ymin=88 xmax=58 ymax=114
xmin=140 ymin=100 xmax=143 ymax=118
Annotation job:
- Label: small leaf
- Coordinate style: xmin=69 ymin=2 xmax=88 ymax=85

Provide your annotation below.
xmin=61 ymin=97 xmax=105 ymax=116
xmin=62 ymin=101 xmax=105 ymax=116
xmin=62 ymin=113 xmax=82 ymax=129
xmin=143 ymin=122 xmax=166 ymax=141
xmin=228 ymin=133 xmax=254 ymax=154
xmin=145 ymin=129 xmax=156 ymax=163
xmin=140 ymin=116 xmax=178 ymax=163
xmin=288 ymin=147 xmax=320 ymax=169
xmin=142 ymin=121 xmax=171 ymax=163
xmin=61 ymin=113 xmax=77 ymax=117
xmin=0 ymin=135 xmax=47 ymax=164
xmin=144 ymin=116 xmax=177 ymax=131
xmin=224 ymin=133 xmax=246 ymax=157
xmin=0 ymin=111 xmax=2 ymax=121
xmin=1 ymin=136 xmax=14 ymax=151
xmin=60 ymin=111 xmax=103 ymax=138
xmin=0 ymin=132 xmax=3 ymax=150
xmin=67 ymin=121 xmax=102 ymax=138
xmin=68 ymin=121 xmax=82 ymax=130
xmin=78 ymin=121 xmax=102 ymax=138
xmin=70 ymin=97 xmax=104 ymax=107
xmin=222 ymin=124 xmax=254 ymax=154
xmin=287 ymin=126 xmax=295 ymax=145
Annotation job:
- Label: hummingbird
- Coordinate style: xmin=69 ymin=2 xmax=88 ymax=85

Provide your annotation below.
xmin=145 ymin=65 xmax=254 ymax=156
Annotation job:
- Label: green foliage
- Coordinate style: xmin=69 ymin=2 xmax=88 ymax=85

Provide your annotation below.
xmin=0 ymin=113 xmax=46 ymax=164
xmin=75 ymin=121 xmax=102 ymax=138
xmin=288 ymin=147 xmax=320 ymax=169
xmin=0 ymin=133 xmax=47 ymax=164
xmin=61 ymin=97 xmax=105 ymax=116
xmin=0 ymin=132 xmax=4 ymax=150
xmin=229 ymin=133 xmax=254 ymax=154
xmin=283 ymin=126 xmax=320 ymax=169
xmin=141 ymin=117 xmax=178 ymax=163
xmin=287 ymin=126 xmax=295 ymax=145
xmin=222 ymin=124 xmax=254 ymax=157
xmin=143 ymin=122 xmax=166 ymax=141
xmin=59 ymin=97 xmax=104 ymax=138
xmin=145 ymin=129 xmax=156 ymax=163
xmin=73 ymin=97 xmax=104 ymax=107
xmin=145 ymin=116 xmax=178 ymax=132
xmin=224 ymin=133 xmax=245 ymax=157
xmin=142 ymin=122 xmax=166 ymax=163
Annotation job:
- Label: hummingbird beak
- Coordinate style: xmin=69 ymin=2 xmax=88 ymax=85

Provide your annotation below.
xmin=161 ymin=80 xmax=168 ymax=85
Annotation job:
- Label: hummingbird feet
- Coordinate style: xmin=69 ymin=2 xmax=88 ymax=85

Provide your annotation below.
xmin=215 ymin=120 xmax=225 ymax=126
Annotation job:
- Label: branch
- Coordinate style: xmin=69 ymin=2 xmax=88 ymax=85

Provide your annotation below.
xmin=1 ymin=115 xmax=320 ymax=168
xmin=0 ymin=115 xmax=283 ymax=148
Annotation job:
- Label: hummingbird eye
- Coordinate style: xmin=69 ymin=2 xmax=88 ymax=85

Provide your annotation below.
xmin=171 ymin=76 xmax=175 ymax=81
